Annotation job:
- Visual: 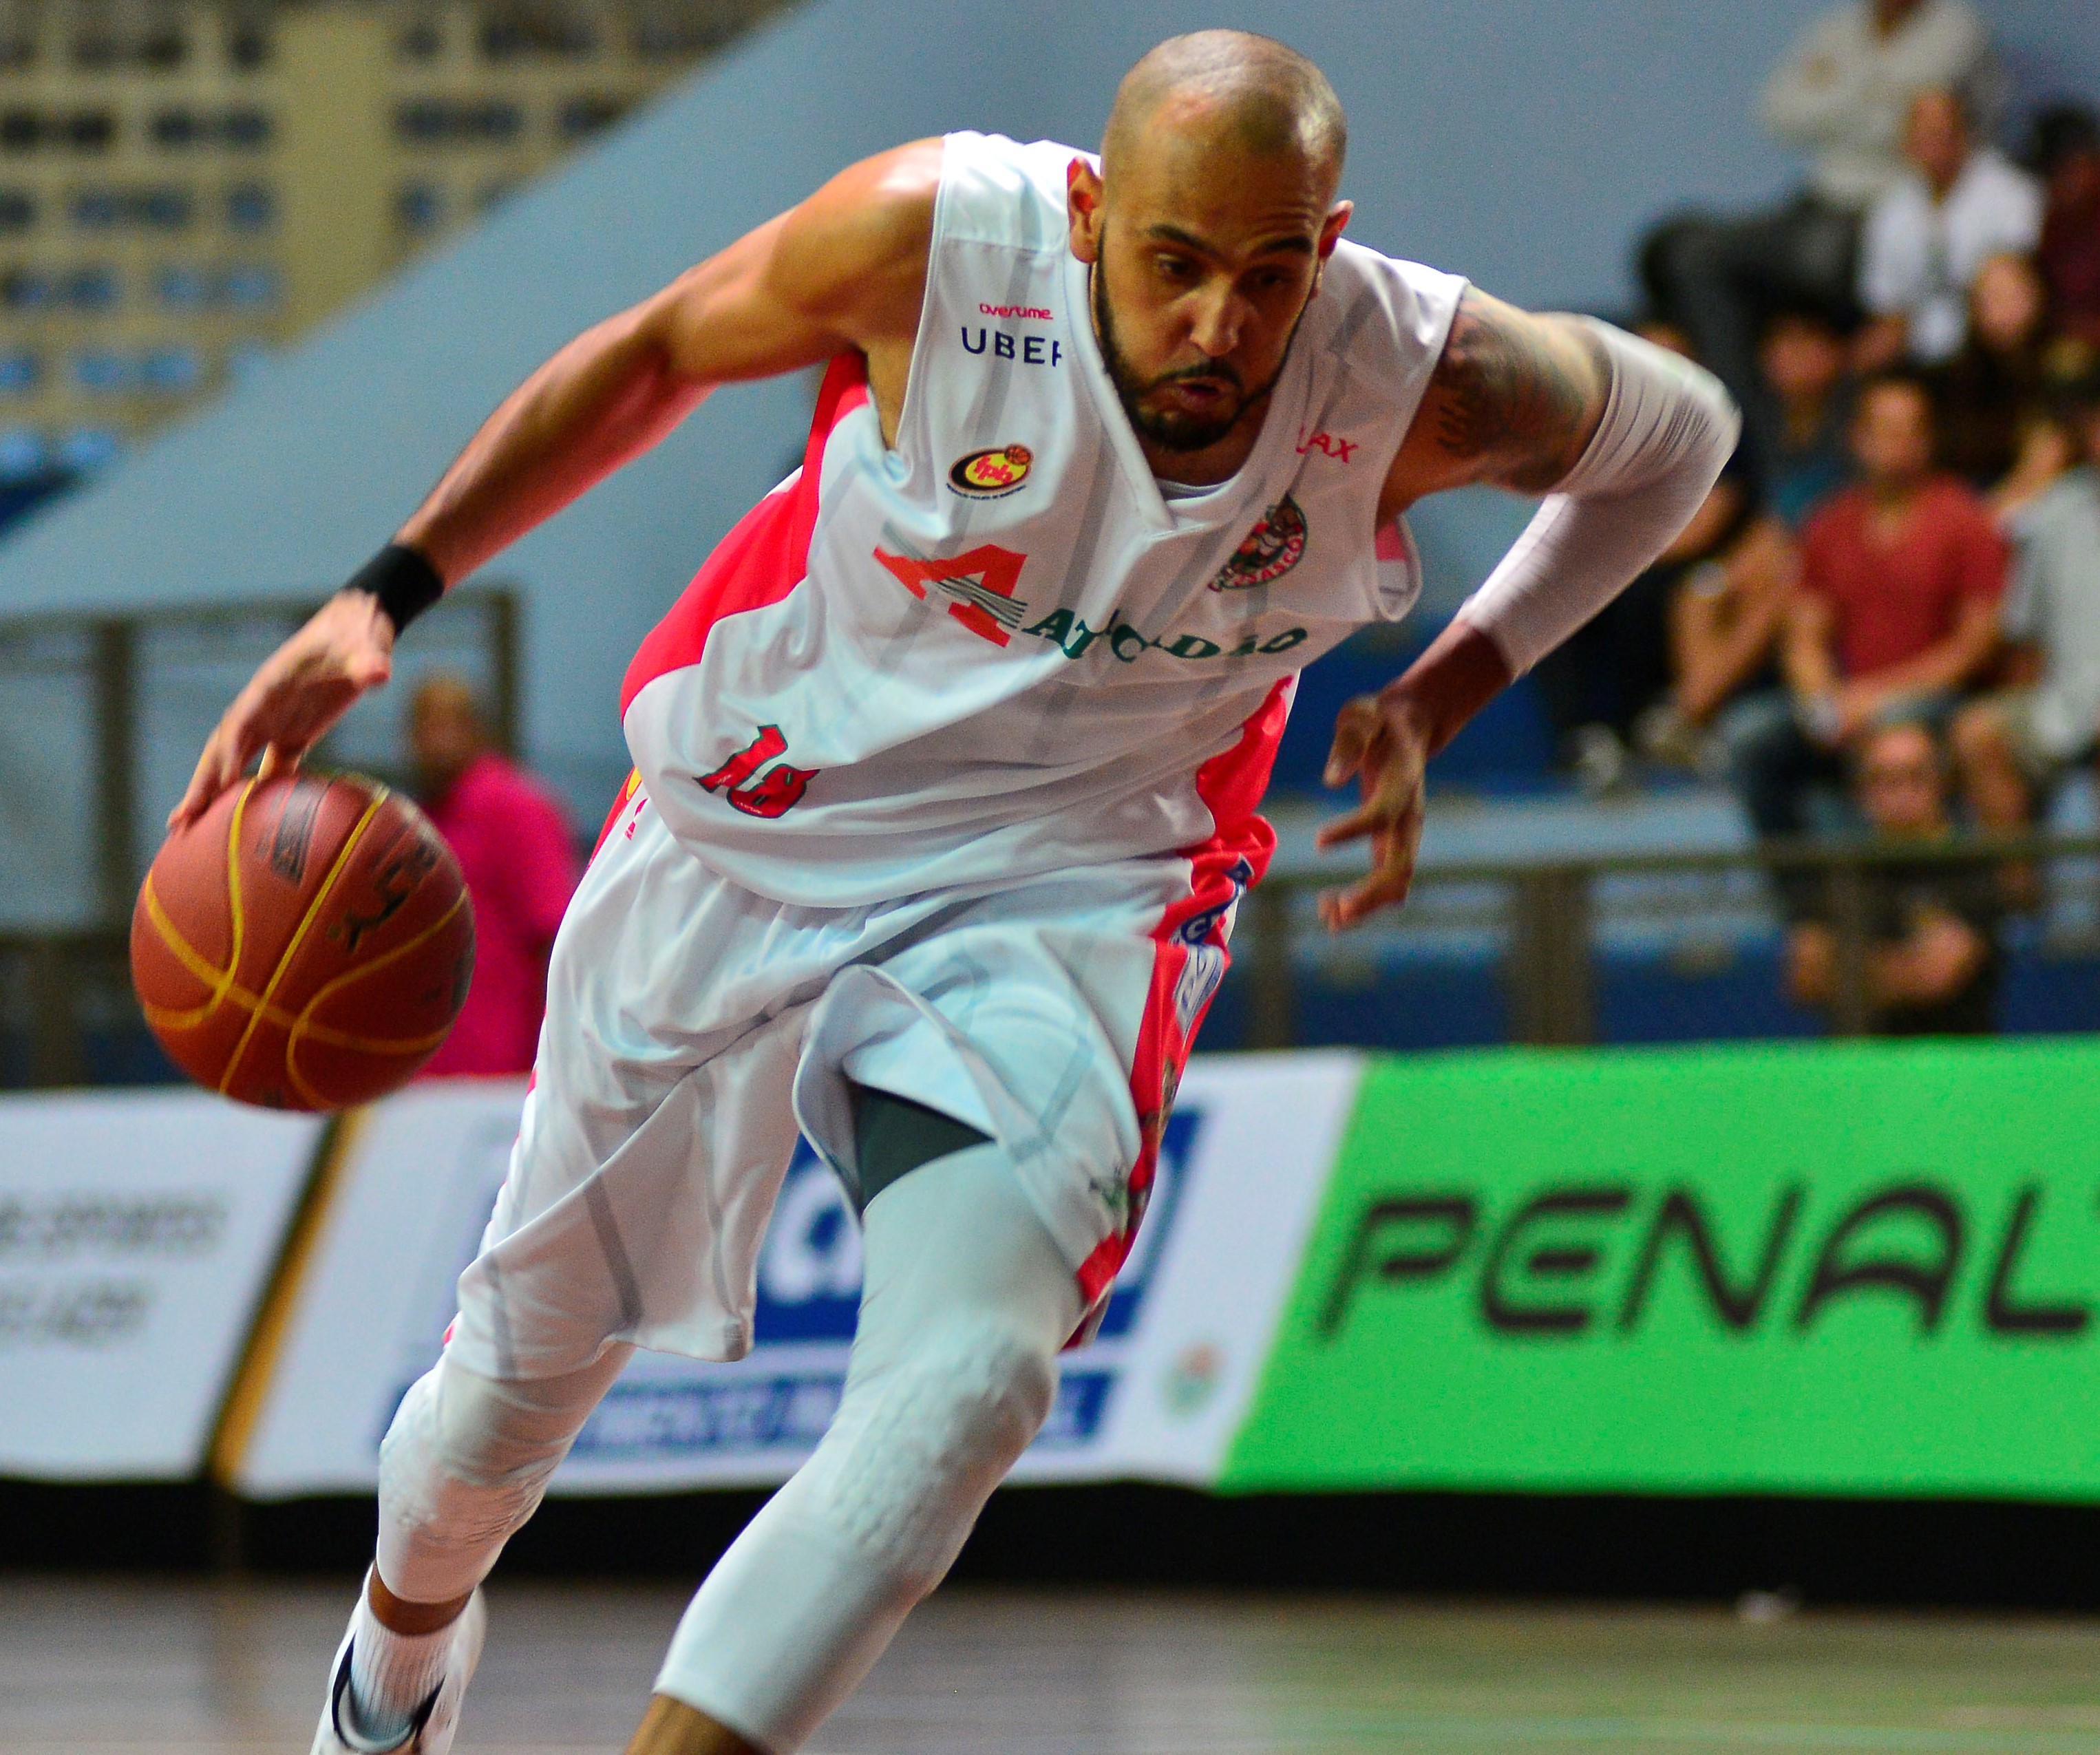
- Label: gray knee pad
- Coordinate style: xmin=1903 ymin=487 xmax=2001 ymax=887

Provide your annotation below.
xmin=377 ymin=1346 xmax=628 ymax=1603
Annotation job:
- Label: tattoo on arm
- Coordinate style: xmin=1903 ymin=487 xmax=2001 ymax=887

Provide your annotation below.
xmin=1430 ymin=292 xmax=1607 ymax=493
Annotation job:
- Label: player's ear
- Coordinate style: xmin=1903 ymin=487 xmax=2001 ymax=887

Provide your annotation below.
xmin=1318 ymin=200 xmax=1353 ymax=262
xmin=1067 ymin=157 xmax=1105 ymax=265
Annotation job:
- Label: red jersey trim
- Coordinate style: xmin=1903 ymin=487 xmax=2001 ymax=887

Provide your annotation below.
xmin=619 ymin=352 xmax=872 ymax=718
xmin=1074 ymin=677 xmax=1291 ymax=1315
xmin=1189 ymin=674 xmax=1290 ymax=884
xmin=591 ymin=767 xmax=643 ymax=861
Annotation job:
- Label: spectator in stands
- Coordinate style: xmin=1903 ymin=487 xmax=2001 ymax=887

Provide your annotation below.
xmin=1988 ymin=398 xmax=2085 ymax=524
xmin=1534 ymin=321 xmax=1761 ymax=791
xmin=410 ymin=673 xmax=580 ymax=1078
xmin=1950 ymin=375 xmax=2100 ymax=833
xmin=2035 ymin=103 xmax=2100 ymax=346
xmin=1929 ymin=251 xmax=2050 ymax=487
xmin=1644 ymin=0 xmax=2000 ymax=471
xmin=1725 ymin=373 xmax=2006 ymax=858
xmin=1788 ymin=720 xmax=2002 ymax=1034
xmin=1659 ymin=515 xmax=1798 ymax=765
xmin=1758 ymin=308 xmax=1855 ymax=528
xmin=1856 ymin=89 xmax=2043 ymax=370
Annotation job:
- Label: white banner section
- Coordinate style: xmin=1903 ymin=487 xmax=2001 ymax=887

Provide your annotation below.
xmin=237 ymin=1079 xmax=529 ymax=1498
xmin=0 ymin=1089 xmax=320 ymax=1480
xmin=232 ymin=1055 xmax=1361 ymax=1499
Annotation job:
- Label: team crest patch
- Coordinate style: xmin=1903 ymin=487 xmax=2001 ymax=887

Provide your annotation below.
xmin=948 ymin=443 xmax=1034 ymax=499
xmin=1210 ymin=495 xmax=1308 ymax=590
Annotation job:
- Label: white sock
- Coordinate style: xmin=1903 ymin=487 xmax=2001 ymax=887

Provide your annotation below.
xmin=343 ymin=1571 xmax=456 ymax=1749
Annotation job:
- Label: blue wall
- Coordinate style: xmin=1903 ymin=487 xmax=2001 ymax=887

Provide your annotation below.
xmin=1981 ymin=0 xmax=2100 ymax=123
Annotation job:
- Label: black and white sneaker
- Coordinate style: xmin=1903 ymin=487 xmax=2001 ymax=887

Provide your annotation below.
xmin=310 ymin=1588 xmax=486 ymax=1755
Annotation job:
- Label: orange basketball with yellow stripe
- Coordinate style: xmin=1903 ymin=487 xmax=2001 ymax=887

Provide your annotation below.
xmin=130 ymin=772 xmax=475 ymax=1111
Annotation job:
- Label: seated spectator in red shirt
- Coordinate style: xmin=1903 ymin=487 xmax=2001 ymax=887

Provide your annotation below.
xmin=1721 ymin=373 xmax=2006 ymax=898
xmin=1792 ymin=373 xmax=2006 ymax=730
xmin=411 ymin=674 xmax=580 ymax=1077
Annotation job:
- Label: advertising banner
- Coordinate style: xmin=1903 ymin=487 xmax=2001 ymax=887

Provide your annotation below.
xmin=0 ymin=1089 xmax=320 ymax=1480
xmin=234 ymin=1078 xmax=531 ymax=1498
xmin=1224 ymin=1040 xmax=2100 ymax=1500
xmin=230 ymin=1054 xmax=1361 ymax=1498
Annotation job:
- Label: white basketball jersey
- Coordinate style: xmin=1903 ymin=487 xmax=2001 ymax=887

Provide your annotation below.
xmin=620 ymin=131 xmax=1465 ymax=907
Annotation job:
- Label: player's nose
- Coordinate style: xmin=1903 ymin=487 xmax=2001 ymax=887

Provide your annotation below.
xmin=1186 ymin=288 xmax=1245 ymax=358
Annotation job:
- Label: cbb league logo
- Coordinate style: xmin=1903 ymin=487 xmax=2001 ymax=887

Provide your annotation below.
xmin=1210 ymin=494 xmax=1308 ymax=591
xmin=948 ymin=443 xmax=1034 ymax=499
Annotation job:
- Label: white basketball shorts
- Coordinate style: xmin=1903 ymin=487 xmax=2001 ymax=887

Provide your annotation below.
xmin=441 ymin=776 xmax=1255 ymax=1379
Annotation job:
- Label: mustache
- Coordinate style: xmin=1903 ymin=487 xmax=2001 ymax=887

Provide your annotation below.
xmin=1146 ymin=361 xmax=1244 ymax=392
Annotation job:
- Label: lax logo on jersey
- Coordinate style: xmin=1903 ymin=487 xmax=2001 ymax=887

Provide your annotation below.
xmin=875 ymin=543 xmax=1030 ymax=646
xmin=1210 ymin=493 xmax=1308 ymax=591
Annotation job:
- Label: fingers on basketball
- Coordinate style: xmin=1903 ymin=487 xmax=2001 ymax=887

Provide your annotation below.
xmin=131 ymin=772 xmax=476 ymax=1111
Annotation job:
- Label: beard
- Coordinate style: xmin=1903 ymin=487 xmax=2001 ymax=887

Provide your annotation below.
xmin=1090 ymin=240 xmax=1311 ymax=454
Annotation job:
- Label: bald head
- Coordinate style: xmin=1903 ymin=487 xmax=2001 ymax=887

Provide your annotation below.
xmin=1069 ymin=32 xmax=1353 ymax=466
xmin=1103 ymin=30 xmax=1346 ymax=191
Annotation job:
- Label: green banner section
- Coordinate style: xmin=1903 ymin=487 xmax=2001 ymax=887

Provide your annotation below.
xmin=1223 ymin=1040 xmax=2100 ymax=1500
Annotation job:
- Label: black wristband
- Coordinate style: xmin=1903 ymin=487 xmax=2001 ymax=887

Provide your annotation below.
xmin=347 ymin=542 xmax=444 ymax=635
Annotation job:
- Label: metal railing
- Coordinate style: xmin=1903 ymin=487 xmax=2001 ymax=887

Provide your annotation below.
xmin=0 ymin=927 xmax=129 ymax=1088
xmin=0 ymin=585 xmax=520 ymax=1089
xmin=0 ymin=584 xmax=520 ymax=933
xmin=1238 ymin=831 xmax=2100 ymax=1050
xmin=2 ymin=829 xmax=2093 ymax=1090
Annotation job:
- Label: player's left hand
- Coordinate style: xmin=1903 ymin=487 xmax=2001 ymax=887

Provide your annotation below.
xmin=1315 ymin=690 xmax=1434 ymax=930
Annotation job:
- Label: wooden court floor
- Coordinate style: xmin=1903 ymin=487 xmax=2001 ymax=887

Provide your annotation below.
xmin=9 ymin=1577 xmax=2100 ymax=1754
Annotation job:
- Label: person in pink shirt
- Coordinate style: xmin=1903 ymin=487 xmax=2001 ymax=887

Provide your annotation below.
xmin=410 ymin=674 xmax=580 ymax=1077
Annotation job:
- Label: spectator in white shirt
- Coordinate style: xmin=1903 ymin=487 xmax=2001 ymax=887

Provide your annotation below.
xmin=1761 ymin=0 xmax=2003 ymax=212
xmin=1858 ymin=89 xmax=2044 ymax=367
xmin=1643 ymin=0 xmax=2002 ymax=475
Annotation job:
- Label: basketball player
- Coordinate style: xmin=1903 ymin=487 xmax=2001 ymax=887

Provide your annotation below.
xmin=173 ymin=32 xmax=1735 ymax=1755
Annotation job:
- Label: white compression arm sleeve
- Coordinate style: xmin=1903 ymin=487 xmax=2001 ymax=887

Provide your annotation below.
xmin=1454 ymin=318 xmax=1741 ymax=677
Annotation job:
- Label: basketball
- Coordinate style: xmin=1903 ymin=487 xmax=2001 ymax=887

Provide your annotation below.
xmin=130 ymin=772 xmax=476 ymax=1112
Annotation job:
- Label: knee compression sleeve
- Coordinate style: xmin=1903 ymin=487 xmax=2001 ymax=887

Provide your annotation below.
xmin=655 ymin=1142 xmax=1080 ymax=1753
xmin=376 ymin=1345 xmax=630 ymax=1604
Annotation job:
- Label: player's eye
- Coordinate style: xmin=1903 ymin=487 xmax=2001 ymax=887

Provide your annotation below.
xmin=1155 ymin=255 xmax=1195 ymax=281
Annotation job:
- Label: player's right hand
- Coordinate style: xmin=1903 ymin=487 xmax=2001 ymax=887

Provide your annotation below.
xmin=169 ymin=589 xmax=396 ymax=831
